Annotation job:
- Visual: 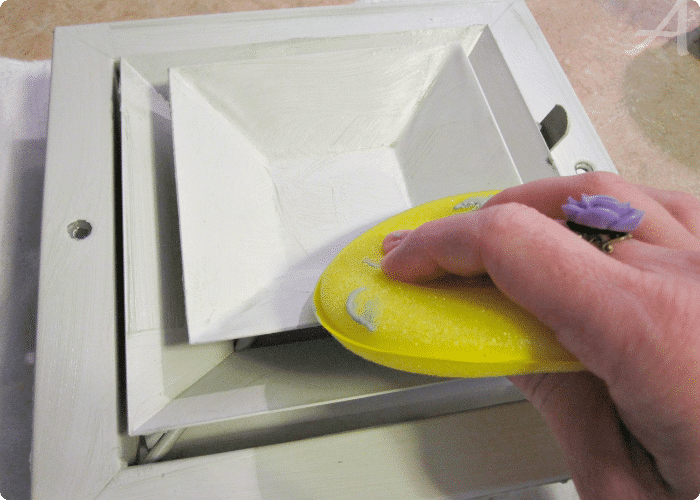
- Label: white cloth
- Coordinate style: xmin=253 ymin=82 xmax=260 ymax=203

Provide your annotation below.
xmin=0 ymin=56 xmax=51 ymax=500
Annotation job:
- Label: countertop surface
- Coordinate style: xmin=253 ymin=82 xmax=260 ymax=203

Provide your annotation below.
xmin=1 ymin=1 xmax=699 ymax=499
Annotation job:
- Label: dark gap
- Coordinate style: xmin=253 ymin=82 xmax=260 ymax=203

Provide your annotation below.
xmin=241 ymin=326 xmax=332 ymax=350
xmin=539 ymin=104 xmax=568 ymax=150
xmin=112 ymin=60 xmax=129 ymax=441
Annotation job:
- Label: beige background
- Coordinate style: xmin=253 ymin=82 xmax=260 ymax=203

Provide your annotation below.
xmin=2 ymin=0 xmax=700 ymax=196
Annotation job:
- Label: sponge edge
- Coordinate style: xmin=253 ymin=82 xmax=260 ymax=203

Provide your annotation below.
xmin=314 ymin=191 xmax=585 ymax=378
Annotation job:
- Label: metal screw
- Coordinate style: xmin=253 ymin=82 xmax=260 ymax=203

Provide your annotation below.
xmin=574 ymin=161 xmax=594 ymax=174
xmin=67 ymin=220 xmax=92 ymax=240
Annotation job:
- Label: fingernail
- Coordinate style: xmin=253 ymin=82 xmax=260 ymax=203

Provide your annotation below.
xmin=383 ymin=230 xmax=411 ymax=255
xmin=388 ymin=230 xmax=410 ymax=241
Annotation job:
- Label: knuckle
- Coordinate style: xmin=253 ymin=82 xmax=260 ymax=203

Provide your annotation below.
xmin=478 ymin=203 xmax=553 ymax=267
xmin=683 ymin=250 xmax=700 ymax=274
xmin=482 ymin=202 xmax=542 ymax=238
xmin=577 ymin=171 xmax=627 ymax=194
xmin=665 ymin=191 xmax=700 ymax=217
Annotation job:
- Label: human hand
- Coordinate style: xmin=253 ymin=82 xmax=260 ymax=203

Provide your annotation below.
xmin=380 ymin=172 xmax=700 ymax=499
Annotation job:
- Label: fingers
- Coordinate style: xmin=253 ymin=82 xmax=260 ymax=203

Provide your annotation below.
xmin=383 ymin=230 xmax=412 ymax=255
xmin=381 ymin=203 xmax=700 ymax=490
xmin=508 ymin=372 xmax=671 ymax=499
xmin=380 ymin=202 xmax=662 ymax=385
xmin=483 ymin=172 xmax=700 ymax=251
xmin=634 ymin=183 xmax=700 ymax=237
xmin=381 ymin=219 xmax=486 ymax=282
xmin=381 ymin=176 xmax=700 ymax=496
xmin=609 ymin=239 xmax=700 ymax=282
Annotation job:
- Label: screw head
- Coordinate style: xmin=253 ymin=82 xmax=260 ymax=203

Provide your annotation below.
xmin=574 ymin=161 xmax=594 ymax=174
xmin=67 ymin=220 xmax=92 ymax=240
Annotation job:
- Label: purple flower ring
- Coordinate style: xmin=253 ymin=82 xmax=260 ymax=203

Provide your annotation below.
xmin=562 ymin=194 xmax=645 ymax=253
xmin=562 ymin=194 xmax=644 ymax=232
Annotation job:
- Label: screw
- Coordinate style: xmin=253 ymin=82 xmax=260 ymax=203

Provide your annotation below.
xmin=67 ymin=220 xmax=92 ymax=240
xmin=574 ymin=161 xmax=594 ymax=174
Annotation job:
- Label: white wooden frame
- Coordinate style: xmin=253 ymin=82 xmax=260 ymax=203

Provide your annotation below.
xmin=118 ymin=23 xmax=557 ymax=440
xmin=34 ymin=1 xmax=615 ymax=498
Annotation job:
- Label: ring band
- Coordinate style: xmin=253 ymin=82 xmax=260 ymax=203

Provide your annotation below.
xmin=565 ymin=220 xmax=632 ymax=253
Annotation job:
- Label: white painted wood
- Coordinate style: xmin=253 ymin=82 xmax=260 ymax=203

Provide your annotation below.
xmin=486 ymin=0 xmax=616 ymax=175
xmin=120 ymin=59 xmax=233 ymax=434
xmin=169 ymin=29 xmax=537 ymax=343
xmin=96 ymin=402 xmax=569 ymax=500
xmin=121 ymin=26 xmax=532 ymax=433
xmin=468 ymin=26 xmax=558 ymax=183
xmin=32 ymin=28 xmax=139 ymax=500
xmin=104 ymin=1 xmax=514 ymax=55
xmin=118 ymin=18 xmax=564 ymax=436
xmin=124 ymin=25 xmax=484 ymax=94
xmin=106 ymin=0 xmax=617 ymax=176
xmin=134 ymin=338 xmax=525 ymax=435
xmin=33 ymin=1 xmax=611 ymax=498
xmin=144 ymin=376 xmax=524 ymax=461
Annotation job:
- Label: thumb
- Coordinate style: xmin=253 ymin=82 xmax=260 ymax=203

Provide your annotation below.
xmin=507 ymin=371 xmax=671 ymax=499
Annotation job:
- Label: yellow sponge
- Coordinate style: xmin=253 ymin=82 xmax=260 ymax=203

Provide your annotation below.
xmin=314 ymin=191 xmax=584 ymax=378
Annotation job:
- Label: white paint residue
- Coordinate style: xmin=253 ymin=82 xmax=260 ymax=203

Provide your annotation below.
xmin=453 ymin=195 xmax=493 ymax=210
xmin=363 ymin=258 xmax=382 ymax=269
xmin=171 ymin=70 xmax=289 ymax=334
xmin=346 ymin=288 xmax=380 ymax=332
xmin=269 ymin=148 xmax=410 ymax=264
xmin=176 ymin=44 xmax=451 ymax=160
xmin=393 ymin=43 xmax=521 ymax=205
